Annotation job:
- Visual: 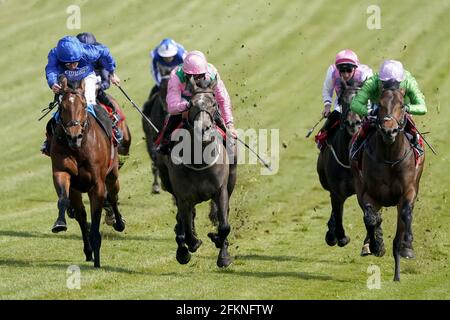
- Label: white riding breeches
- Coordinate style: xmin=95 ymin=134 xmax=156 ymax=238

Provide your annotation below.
xmin=84 ymin=72 xmax=98 ymax=105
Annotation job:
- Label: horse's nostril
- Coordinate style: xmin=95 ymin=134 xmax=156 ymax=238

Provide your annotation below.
xmin=77 ymin=134 xmax=83 ymax=139
xmin=392 ymin=128 xmax=398 ymax=134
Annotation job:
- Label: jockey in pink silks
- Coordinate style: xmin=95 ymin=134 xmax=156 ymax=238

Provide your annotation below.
xmin=317 ymin=49 xmax=373 ymax=146
xmin=157 ymin=50 xmax=236 ymax=154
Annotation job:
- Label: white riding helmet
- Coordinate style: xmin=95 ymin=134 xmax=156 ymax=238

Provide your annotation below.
xmin=157 ymin=38 xmax=178 ymax=58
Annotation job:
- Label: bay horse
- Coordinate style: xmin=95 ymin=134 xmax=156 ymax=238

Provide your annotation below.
xmin=351 ymin=88 xmax=425 ymax=281
xmin=50 ymin=77 xmax=125 ymax=268
xmin=156 ymin=76 xmax=237 ymax=267
xmin=317 ymin=83 xmax=362 ymax=248
xmin=142 ymin=74 xmax=170 ymax=194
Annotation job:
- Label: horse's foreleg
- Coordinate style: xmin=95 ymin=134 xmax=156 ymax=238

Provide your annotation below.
xmin=327 ymin=193 xmax=350 ymax=247
xmin=393 ymin=208 xmax=406 ymax=281
xmin=209 ymin=186 xmax=232 ymax=268
xmin=181 ymin=204 xmax=202 ymax=254
xmin=175 ymin=208 xmax=191 ymax=264
xmin=361 ymin=194 xmax=385 ymax=257
xmin=88 ymin=184 xmax=105 ymax=268
xmin=151 ymin=157 xmax=161 ymax=194
xmin=51 ymin=171 xmax=71 ymax=233
xmin=70 ymin=190 xmax=92 ymax=261
xmin=397 ymin=200 xmax=415 ymax=259
xmin=106 ymin=169 xmax=125 ymax=232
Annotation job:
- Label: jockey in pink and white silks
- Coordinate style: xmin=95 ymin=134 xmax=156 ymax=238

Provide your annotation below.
xmin=317 ymin=49 xmax=373 ymax=144
xmin=157 ymin=51 xmax=236 ymax=154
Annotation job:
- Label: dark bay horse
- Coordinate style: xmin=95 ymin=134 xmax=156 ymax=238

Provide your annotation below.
xmin=156 ymin=76 xmax=237 ymax=267
xmin=50 ymin=77 xmax=125 ymax=268
xmin=142 ymin=74 xmax=170 ymax=194
xmin=351 ymin=88 xmax=425 ymax=281
xmin=317 ymin=84 xmax=362 ymax=248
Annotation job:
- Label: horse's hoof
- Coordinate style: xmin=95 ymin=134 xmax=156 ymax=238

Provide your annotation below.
xmin=188 ymin=239 xmax=202 ymax=253
xmin=400 ymin=247 xmax=415 ymax=259
xmin=85 ymin=254 xmax=93 ymax=262
xmin=360 ymin=243 xmax=372 ymax=256
xmin=152 ymin=185 xmax=160 ymax=194
xmin=337 ymin=236 xmax=350 ymax=247
xmin=113 ymin=219 xmax=126 ymax=232
xmin=67 ymin=207 xmax=76 ymax=219
xmin=325 ymin=231 xmax=337 ymax=246
xmin=370 ymin=243 xmax=385 ymax=257
xmin=176 ymin=247 xmax=191 ymax=265
xmin=217 ymin=256 xmax=232 ymax=268
xmin=52 ymin=221 xmax=67 ymax=233
xmin=104 ymin=209 xmax=115 ymax=226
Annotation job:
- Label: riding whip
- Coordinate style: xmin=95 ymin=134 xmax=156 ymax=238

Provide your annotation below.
xmin=38 ymin=96 xmax=59 ymax=121
xmin=115 ymin=84 xmax=160 ymax=134
xmin=408 ymin=121 xmax=437 ymax=155
xmin=305 ymin=116 xmax=325 ymax=138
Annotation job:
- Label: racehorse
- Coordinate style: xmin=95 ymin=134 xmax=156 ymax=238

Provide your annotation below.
xmin=142 ymin=73 xmax=170 ymax=194
xmin=317 ymin=83 xmax=362 ymax=248
xmin=351 ymin=87 xmax=425 ymax=281
xmin=156 ymin=76 xmax=237 ymax=267
xmin=50 ymin=76 xmax=125 ymax=268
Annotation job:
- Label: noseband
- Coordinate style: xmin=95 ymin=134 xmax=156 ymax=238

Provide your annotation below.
xmin=187 ymin=91 xmax=218 ymax=128
xmin=60 ymin=92 xmax=88 ymax=139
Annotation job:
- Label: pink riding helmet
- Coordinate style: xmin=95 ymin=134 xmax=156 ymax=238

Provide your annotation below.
xmin=379 ymin=60 xmax=405 ymax=82
xmin=335 ymin=49 xmax=359 ymax=67
xmin=182 ymin=51 xmax=208 ymax=75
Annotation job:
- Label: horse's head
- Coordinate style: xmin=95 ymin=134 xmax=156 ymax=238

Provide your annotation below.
xmin=186 ymin=75 xmax=218 ymax=144
xmin=377 ymin=87 xmax=406 ymax=145
xmin=339 ymin=81 xmax=362 ymax=136
xmin=59 ymin=77 xmax=88 ymax=149
xmin=158 ymin=64 xmax=173 ymax=101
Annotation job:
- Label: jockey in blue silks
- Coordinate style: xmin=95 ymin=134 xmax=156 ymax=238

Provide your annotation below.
xmin=148 ymin=38 xmax=186 ymax=99
xmin=41 ymin=35 xmax=121 ymax=155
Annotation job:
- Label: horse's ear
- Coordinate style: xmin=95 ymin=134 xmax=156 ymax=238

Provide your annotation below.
xmin=78 ymin=79 xmax=86 ymax=94
xmin=187 ymin=74 xmax=198 ymax=92
xmin=209 ymin=77 xmax=218 ymax=91
xmin=399 ymin=87 xmax=406 ymax=97
xmin=339 ymin=76 xmax=348 ymax=90
xmin=60 ymin=76 xmax=68 ymax=92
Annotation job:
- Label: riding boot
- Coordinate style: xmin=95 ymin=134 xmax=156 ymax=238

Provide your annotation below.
xmin=40 ymin=118 xmax=56 ymax=156
xmin=157 ymin=114 xmax=182 ymax=155
xmin=97 ymin=90 xmax=116 ymax=112
xmin=320 ymin=110 xmax=341 ymax=136
xmin=40 ymin=133 xmax=51 ymax=156
xmin=350 ymin=121 xmax=373 ymax=161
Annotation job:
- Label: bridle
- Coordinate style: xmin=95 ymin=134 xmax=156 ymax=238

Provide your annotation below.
xmin=186 ymin=90 xmax=218 ymax=129
xmin=376 ymin=89 xmax=407 ymax=133
xmin=59 ymin=91 xmax=89 ymax=142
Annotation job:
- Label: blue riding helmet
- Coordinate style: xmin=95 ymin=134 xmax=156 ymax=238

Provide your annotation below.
xmin=56 ymin=36 xmax=83 ymax=63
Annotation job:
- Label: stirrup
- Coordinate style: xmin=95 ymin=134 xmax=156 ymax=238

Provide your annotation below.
xmin=113 ymin=127 xmax=123 ymax=143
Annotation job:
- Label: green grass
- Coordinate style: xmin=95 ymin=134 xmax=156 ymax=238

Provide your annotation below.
xmin=0 ymin=0 xmax=449 ymax=299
